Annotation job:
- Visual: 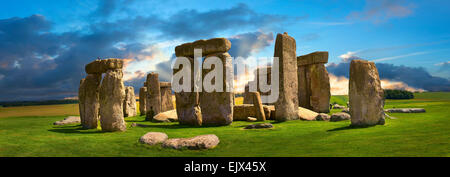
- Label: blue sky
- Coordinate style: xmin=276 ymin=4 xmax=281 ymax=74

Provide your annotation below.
xmin=0 ymin=0 xmax=449 ymax=101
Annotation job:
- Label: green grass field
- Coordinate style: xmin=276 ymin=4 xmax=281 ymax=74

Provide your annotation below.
xmin=0 ymin=92 xmax=449 ymax=157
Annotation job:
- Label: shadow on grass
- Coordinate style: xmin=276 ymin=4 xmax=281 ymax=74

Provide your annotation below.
xmin=48 ymin=126 xmax=106 ymax=134
xmin=327 ymin=125 xmax=376 ymax=132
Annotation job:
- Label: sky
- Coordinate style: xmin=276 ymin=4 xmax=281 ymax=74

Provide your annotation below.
xmin=0 ymin=0 xmax=449 ymax=101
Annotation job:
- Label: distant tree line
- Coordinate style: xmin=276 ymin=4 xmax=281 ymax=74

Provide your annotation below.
xmin=384 ymin=89 xmax=414 ymax=99
xmin=0 ymin=99 xmax=79 ymax=107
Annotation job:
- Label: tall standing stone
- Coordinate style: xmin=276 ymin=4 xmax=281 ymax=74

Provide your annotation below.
xmin=78 ymin=74 xmax=101 ymax=129
xmin=146 ymin=73 xmax=161 ymax=121
xmin=123 ymin=86 xmax=137 ymax=117
xmin=200 ymin=52 xmax=234 ymax=125
xmin=99 ymin=69 xmax=127 ymax=132
xmin=273 ymin=32 xmax=299 ymax=121
xmin=297 ymin=51 xmax=330 ymax=113
xmin=139 ymin=87 xmax=147 ymax=116
xmin=78 ymin=79 xmax=86 ymax=127
xmin=173 ymin=57 xmax=202 ymax=126
xmin=160 ymin=82 xmax=174 ymax=112
xmin=349 ymin=60 xmax=385 ymax=126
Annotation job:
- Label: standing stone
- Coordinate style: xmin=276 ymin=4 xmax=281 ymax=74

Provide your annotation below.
xmin=297 ymin=51 xmax=330 ymax=113
xmin=99 ymin=69 xmax=127 ymax=132
xmin=78 ymin=74 xmax=101 ymax=129
xmin=349 ymin=60 xmax=385 ymax=126
xmin=249 ymin=92 xmax=266 ymax=121
xmin=273 ymin=32 xmax=299 ymax=121
xmin=123 ymin=86 xmax=137 ymax=117
xmin=243 ymin=83 xmax=253 ymax=104
xmin=173 ymin=57 xmax=202 ymax=126
xmin=200 ymin=52 xmax=234 ymax=125
xmin=160 ymin=82 xmax=174 ymax=112
xmin=139 ymin=87 xmax=147 ymax=116
xmin=146 ymin=73 xmax=161 ymax=121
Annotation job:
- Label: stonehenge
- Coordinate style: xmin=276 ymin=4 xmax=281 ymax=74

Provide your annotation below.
xmin=146 ymin=73 xmax=162 ymax=121
xmin=160 ymin=82 xmax=174 ymax=112
xmin=349 ymin=60 xmax=385 ymax=126
xmin=139 ymin=86 xmax=147 ymax=116
xmin=243 ymin=67 xmax=273 ymax=105
xmin=297 ymin=51 xmax=331 ymax=113
xmin=123 ymin=86 xmax=137 ymax=117
xmin=273 ymin=32 xmax=299 ymax=121
xmin=78 ymin=73 xmax=101 ymax=129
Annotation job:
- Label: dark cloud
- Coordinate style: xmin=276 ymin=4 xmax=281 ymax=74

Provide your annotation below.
xmin=327 ymin=62 xmax=450 ymax=92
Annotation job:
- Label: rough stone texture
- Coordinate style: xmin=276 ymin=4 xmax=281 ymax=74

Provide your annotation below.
xmin=244 ymin=123 xmax=273 ymax=129
xmin=85 ymin=58 xmax=124 ymax=74
xmin=99 ymin=69 xmax=127 ymax=132
xmin=139 ymin=87 xmax=147 ymax=115
xmin=249 ymin=92 xmax=266 ymax=121
xmin=297 ymin=52 xmax=330 ymax=113
xmin=267 ymin=105 xmax=275 ymax=120
xmin=349 ymin=60 xmax=385 ymax=126
xmin=233 ymin=104 xmax=255 ymax=121
xmin=139 ymin=132 xmax=168 ymax=145
xmin=53 ymin=116 xmax=81 ymax=125
xmin=315 ymin=113 xmax=331 ymax=121
xmin=173 ymin=57 xmax=203 ymax=126
xmin=146 ymin=73 xmax=162 ymax=121
xmin=330 ymin=112 xmax=351 ymax=122
xmin=385 ymin=108 xmax=426 ymax=113
xmin=273 ymin=32 xmax=299 ymax=121
xmin=297 ymin=51 xmax=328 ymax=66
xmin=153 ymin=109 xmax=178 ymax=122
xmin=160 ymin=82 xmax=174 ymax=112
xmin=175 ymin=38 xmax=231 ymax=57
xmin=123 ymin=86 xmax=137 ymax=117
xmin=162 ymin=134 xmax=220 ymax=150
xmin=200 ymin=52 xmax=233 ymax=126
xmin=247 ymin=117 xmax=257 ymax=122
xmin=243 ymin=84 xmax=253 ymax=104
xmin=78 ymin=74 xmax=101 ymax=129
xmin=332 ymin=104 xmax=346 ymax=109
xmin=297 ymin=107 xmax=319 ymax=121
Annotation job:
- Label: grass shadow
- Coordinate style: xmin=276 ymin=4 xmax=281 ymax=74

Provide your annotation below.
xmin=327 ymin=124 xmax=376 ymax=132
xmin=48 ymin=127 xmax=106 ymax=134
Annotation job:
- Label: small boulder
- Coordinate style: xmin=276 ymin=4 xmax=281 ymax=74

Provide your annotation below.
xmin=298 ymin=107 xmax=319 ymax=121
xmin=162 ymin=134 xmax=220 ymax=150
xmin=245 ymin=123 xmax=273 ymax=129
xmin=247 ymin=117 xmax=257 ymax=122
xmin=53 ymin=116 xmax=81 ymax=125
xmin=139 ymin=132 xmax=168 ymax=145
xmin=153 ymin=109 xmax=178 ymax=123
xmin=315 ymin=113 xmax=331 ymax=121
xmin=332 ymin=104 xmax=346 ymax=109
xmin=330 ymin=112 xmax=351 ymax=122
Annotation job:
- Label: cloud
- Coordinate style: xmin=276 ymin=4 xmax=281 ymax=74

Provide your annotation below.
xmin=228 ymin=31 xmax=274 ymax=58
xmin=348 ymin=0 xmax=415 ymax=23
xmin=327 ymin=62 xmax=450 ymax=92
xmin=339 ymin=51 xmax=362 ymax=62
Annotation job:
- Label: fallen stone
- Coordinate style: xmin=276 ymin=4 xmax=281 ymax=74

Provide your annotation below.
xmin=162 ymin=134 xmax=220 ymax=150
xmin=330 ymin=112 xmax=351 ymax=122
xmin=315 ymin=113 xmax=331 ymax=121
xmin=153 ymin=109 xmax=178 ymax=123
xmin=245 ymin=123 xmax=274 ymax=129
xmin=175 ymin=38 xmax=231 ymax=57
xmin=298 ymin=107 xmax=319 ymax=121
xmin=247 ymin=117 xmax=257 ymax=122
xmin=139 ymin=132 xmax=168 ymax=145
xmin=131 ymin=123 xmax=151 ymax=128
xmin=332 ymin=104 xmax=346 ymax=109
xmin=53 ymin=116 xmax=81 ymax=125
xmin=385 ymin=108 xmax=426 ymax=113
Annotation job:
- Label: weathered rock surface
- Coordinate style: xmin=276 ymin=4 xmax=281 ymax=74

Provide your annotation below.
xmin=245 ymin=123 xmax=273 ymax=129
xmin=332 ymin=104 xmax=346 ymax=109
xmin=85 ymin=59 xmax=124 ymax=74
xmin=162 ymin=134 xmax=220 ymax=150
xmin=146 ymin=73 xmax=162 ymax=121
xmin=298 ymin=107 xmax=319 ymax=121
xmin=250 ymin=92 xmax=266 ymax=121
xmin=139 ymin=87 xmax=147 ymax=115
xmin=53 ymin=116 xmax=81 ymax=125
xmin=315 ymin=113 xmax=331 ymax=121
xmin=99 ymin=69 xmax=127 ymax=132
xmin=175 ymin=38 xmax=231 ymax=57
xmin=349 ymin=60 xmax=385 ymax=126
xmin=330 ymin=112 xmax=351 ymax=122
xmin=173 ymin=57 xmax=202 ymax=126
xmin=297 ymin=52 xmax=330 ymax=113
xmin=78 ymin=73 xmax=101 ymax=129
xmin=273 ymin=32 xmax=299 ymax=121
xmin=123 ymin=86 xmax=137 ymax=117
xmin=153 ymin=109 xmax=178 ymax=122
xmin=160 ymin=82 xmax=174 ymax=112
xmin=385 ymin=108 xmax=426 ymax=113
xmin=247 ymin=117 xmax=257 ymax=122
xmin=200 ymin=52 xmax=233 ymax=126
xmin=139 ymin=132 xmax=168 ymax=145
